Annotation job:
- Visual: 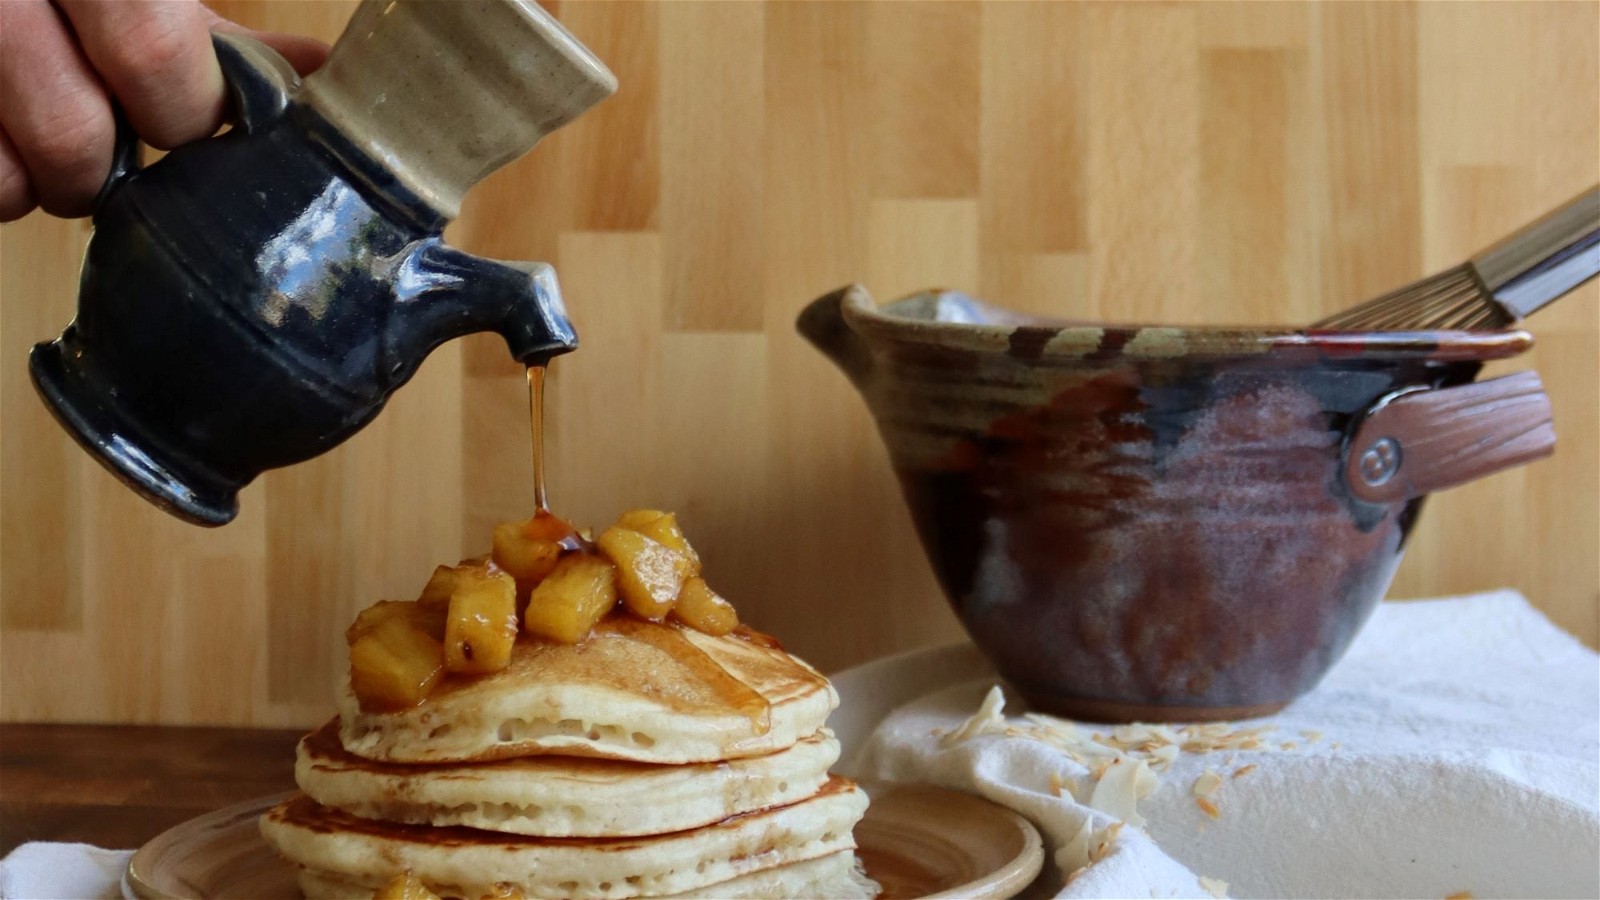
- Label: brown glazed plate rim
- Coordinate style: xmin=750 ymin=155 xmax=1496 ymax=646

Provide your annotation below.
xmin=838 ymin=285 xmax=1535 ymax=363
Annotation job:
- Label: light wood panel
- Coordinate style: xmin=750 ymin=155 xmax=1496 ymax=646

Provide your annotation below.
xmin=1 ymin=1 xmax=1595 ymax=727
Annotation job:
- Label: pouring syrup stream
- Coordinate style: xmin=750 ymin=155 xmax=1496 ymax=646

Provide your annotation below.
xmin=527 ymin=364 xmax=549 ymax=512
xmin=520 ymin=363 xmax=773 ymax=736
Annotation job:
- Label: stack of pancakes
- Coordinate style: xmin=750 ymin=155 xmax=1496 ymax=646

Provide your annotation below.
xmin=261 ymin=619 xmax=878 ymax=899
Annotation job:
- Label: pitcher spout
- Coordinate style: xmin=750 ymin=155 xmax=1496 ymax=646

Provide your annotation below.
xmin=797 ymin=285 xmax=876 ymax=386
xmin=384 ymin=239 xmax=578 ymax=381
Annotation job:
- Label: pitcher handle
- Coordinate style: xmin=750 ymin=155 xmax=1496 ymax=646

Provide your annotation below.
xmin=92 ymin=105 xmax=143 ymax=212
xmin=212 ymin=32 xmax=300 ymax=133
xmin=1342 ymin=371 xmax=1556 ymax=504
xmin=94 ymin=34 xmax=296 ymax=212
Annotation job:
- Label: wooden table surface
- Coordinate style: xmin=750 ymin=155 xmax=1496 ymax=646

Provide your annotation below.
xmin=0 ymin=724 xmax=303 ymax=856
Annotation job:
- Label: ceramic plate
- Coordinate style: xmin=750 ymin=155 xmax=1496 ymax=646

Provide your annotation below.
xmin=852 ymin=781 xmax=1044 ymax=900
xmin=125 ymin=781 xmax=1042 ymax=900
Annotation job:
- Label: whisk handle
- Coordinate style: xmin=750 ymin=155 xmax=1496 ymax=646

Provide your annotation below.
xmin=1473 ymin=185 xmax=1600 ymax=320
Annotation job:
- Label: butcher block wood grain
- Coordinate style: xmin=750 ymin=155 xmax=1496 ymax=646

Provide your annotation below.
xmin=1 ymin=1 xmax=1595 ymax=726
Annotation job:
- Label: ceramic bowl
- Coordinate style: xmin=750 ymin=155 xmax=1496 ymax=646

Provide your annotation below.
xmin=801 ymin=286 xmax=1552 ymax=721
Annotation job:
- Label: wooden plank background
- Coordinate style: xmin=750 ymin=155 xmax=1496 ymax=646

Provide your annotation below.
xmin=1 ymin=1 xmax=1595 ymax=727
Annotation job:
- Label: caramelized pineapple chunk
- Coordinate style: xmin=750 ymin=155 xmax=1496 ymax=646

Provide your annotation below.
xmin=346 ymin=600 xmax=411 ymax=645
xmin=349 ymin=615 xmax=446 ymax=711
xmin=491 ymin=522 xmax=564 ymax=586
xmin=672 ymin=576 xmax=738 ymax=635
xmin=346 ymin=600 xmax=445 ymax=645
xmin=523 ymin=553 xmax=617 ymax=643
xmin=444 ymin=567 xmax=518 ymax=675
xmin=373 ymin=871 xmax=441 ymax=900
xmin=347 ymin=507 xmax=733 ymax=702
xmin=597 ymin=526 xmax=688 ymax=621
xmin=523 ymin=510 xmax=579 ymax=543
xmin=417 ymin=565 xmax=458 ymax=610
xmin=614 ymin=509 xmax=663 ymax=530
xmin=614 ymin=509 xmax=701 ymax=574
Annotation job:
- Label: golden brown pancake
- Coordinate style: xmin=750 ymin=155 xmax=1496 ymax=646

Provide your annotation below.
xmin=296 ymin=718 xmax=840 ymax=837
xmin=295 ymin=850 xmax=877 ymax=900
xmin=337 ymin=619 xmax=837 ymax=765
xmin=260 ymin=777 xmax=871 ymax=900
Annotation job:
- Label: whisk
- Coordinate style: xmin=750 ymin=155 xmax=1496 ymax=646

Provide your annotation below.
xmin=1313 ymin=185 xmax=1600 ymax=331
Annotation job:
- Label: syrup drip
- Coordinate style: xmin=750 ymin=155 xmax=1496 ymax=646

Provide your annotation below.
xmin=606 ymin=618 xmax=773 ymax=735
xmin=526 ymin=364 xmax=549 ymax=512
xmin=515 ymin=365 xmax=768 ymax=735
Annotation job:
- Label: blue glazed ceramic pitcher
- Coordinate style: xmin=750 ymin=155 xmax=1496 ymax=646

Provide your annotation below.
xmin=29 ymin=0 xmax=615 ymax=526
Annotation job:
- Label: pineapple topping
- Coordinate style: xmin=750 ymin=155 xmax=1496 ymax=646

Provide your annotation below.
xmin=348 ymin=509 xmax=740 ymax=711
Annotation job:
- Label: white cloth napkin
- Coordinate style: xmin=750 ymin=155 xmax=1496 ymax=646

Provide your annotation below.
xmin=836 ymin=590 xmax=1600 ymax=900
xmin=0 ymin=842 xmax=131 ymax=900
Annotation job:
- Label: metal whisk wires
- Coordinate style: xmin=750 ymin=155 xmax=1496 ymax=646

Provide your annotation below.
xmin=1314 ymin=264 xmax=1508 ymax=331
xmin=1312 ymin=185 xmax=1600 ymax=332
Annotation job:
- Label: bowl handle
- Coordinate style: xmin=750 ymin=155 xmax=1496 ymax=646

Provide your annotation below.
xmin=1342 ymin=370 xmax=1556 ymax=504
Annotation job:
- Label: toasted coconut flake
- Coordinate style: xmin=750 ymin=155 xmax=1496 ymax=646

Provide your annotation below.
xmin=1089 ymin=821 xmax=1124 ymax=864
xmin=1134 ymin=760 xmax=1159 ymax=801
xmin=1200 ymin=875 xmax=1229 ymax=898
xmin=942 ymin=684 xmax=1007 ymax=747
xmin=1089 ymin=840 xmax=1110 ymax=863
xmin=1091 ymin=732 xmax=1122 ymax=750
xmin=1060 ymin=818 xmax=1125 ymax=876
xmin=941 ymin=694 xmax=1316 ymax=842
xmin=1024 ymin=712 xmax=1082 ymax=742
xmin=1090 ymin=758 xmax=1152 ymax=827
xmin=1056 ymin=818 xmax=1095 ymax=873
xmin=1302 ymin=729 xmax=1324 ymax=743
xmin=1111 ymin=724 xmax=1149 ymax=746
xmin=1150 ymin=744 xmax=1180 ymax=769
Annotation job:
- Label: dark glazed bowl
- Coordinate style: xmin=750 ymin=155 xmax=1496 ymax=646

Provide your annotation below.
xmin=800 ymin=286 xmax=1553 ymax=721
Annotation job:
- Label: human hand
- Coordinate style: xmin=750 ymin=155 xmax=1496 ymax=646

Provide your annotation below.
xmin=0 ymin=0 xmax=329 ymax=222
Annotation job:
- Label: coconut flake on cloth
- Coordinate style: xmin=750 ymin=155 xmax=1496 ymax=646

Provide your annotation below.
xmin=839 ymin=591 xmax=1600 ymax=899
